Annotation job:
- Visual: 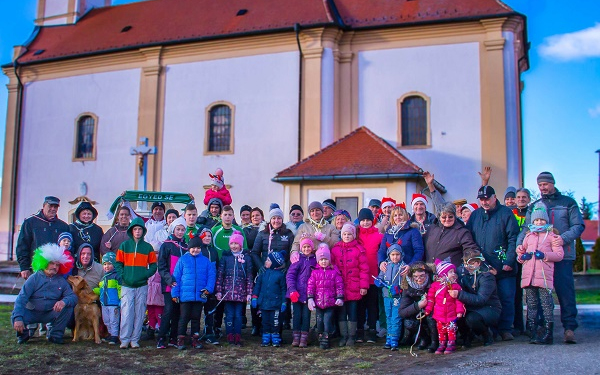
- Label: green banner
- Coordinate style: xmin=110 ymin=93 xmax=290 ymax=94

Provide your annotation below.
xmin=108 ymin=190 xmax=193 ymax=217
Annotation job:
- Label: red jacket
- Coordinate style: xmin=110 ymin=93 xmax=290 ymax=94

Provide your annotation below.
xmin=357 ymin=226 xmax=383 ymax=285
xmin=331 ymin=239 xmax=370 ymax=301
xmin=425 ymin=280 xmax=465 ymax=323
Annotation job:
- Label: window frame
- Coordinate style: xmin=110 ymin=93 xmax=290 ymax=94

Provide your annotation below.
xmin=72 ymin=112 xmax=98 ymax=161
xmin=397 ymin=92 xmax=431 ymax=149
xmin=204 ymin=101 xmax=235 ymax=155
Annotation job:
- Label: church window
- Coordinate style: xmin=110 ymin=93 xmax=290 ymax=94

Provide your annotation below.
xmin=73 ymin=113 xmax=97 ymax=161
xmin=398 ymin=93 xmax=430 ymax=148
xmin=205 ymin=102 xmax=235 ymax=154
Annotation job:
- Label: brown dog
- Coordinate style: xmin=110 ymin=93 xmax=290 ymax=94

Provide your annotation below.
xmin=67 ymin=275 xmax=102 ymax=344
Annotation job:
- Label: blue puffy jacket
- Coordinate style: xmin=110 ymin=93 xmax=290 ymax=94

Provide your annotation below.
xmin=172 ymin=252 xmax=217 ymax=302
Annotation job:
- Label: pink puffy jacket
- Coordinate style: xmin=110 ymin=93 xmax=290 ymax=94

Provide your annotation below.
xmin=307 ymin=265 xmax=345 ymax=309
xmin=425 ymin=281 xmax=465 ymax=323
xmin=518 ymin=231 xmax=564 ymax=289
xmin=330 ymin=239 xmax=370 ymax=301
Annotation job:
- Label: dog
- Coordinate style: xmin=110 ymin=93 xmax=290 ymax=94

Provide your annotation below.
xmin=67 ymin=275 xmax=102 ymax=344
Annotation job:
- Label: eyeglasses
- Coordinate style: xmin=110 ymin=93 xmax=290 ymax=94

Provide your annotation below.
xmin=290 ymin=212 xmax=303 ymax=217
xmin=439 ymin=215 xmax=455 ymax=220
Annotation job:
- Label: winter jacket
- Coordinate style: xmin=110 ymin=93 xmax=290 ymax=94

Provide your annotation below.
xmin=99 ymin=224 xmax=130 ymax=257
xmin=378 ymin=222 xmax=424 ymax=265
xmin=216 ymin=250 xmax=253 ymax=302
xmin=212 ymin=224 xmax=247 ymax=258
xmin=203 ymin=187 xmax=232 ymax=206
xmin=512 ymin=207 xmax=527 ymax=229
xmin=517 ymin=190 xmax=585 ymax=261
xmin=147 ymin=271 xmax=165 ymax=306
xmin=518 ymin=230 xmax=564 ymax=289
xmin=291 ymin=219 xmax=338 ymax=254
xmin=457 ymin=267 xmax=502 ymax=326
xmin=423 ymin=220 xmax=480 ymax=267
xmin=330 ymin=240 xmax=370 ymax=301
xmin=357 ymin=225 xmax=383 ymax=285
xmin=307 ymin=265 xmax=345 ymax=309
xmin=158 ymin=235 xmax=188 ymax=293
xmin=286 ymin=253 xmax=317 ymax=303
xmin=93 ymin=270 xmax=121 ymax=307
xmin=172 ymin=252 xmax=217 ymax=303
xmin=251 ymin=226 xmax=294 ymax=271
xmin=115 ymin=218 xmax=158 ymax=288
xmin=399 ymin=272 xmax=434 ymax=319
xmin=69 ymin=201 xmax=104 ymax=262
xmin=408 ymin=211 xmax=438 ymax=235
xmin=12 ymin=271 xmax=78 ymax=323
xmin=466 ymin=203 xmax=519 ymax=279
xmin=72 ymin=243 xmax=105 ymax=290
xmin=145 ymin=217 xmax=167 ymax=252
xmin=243 ymin=225 xmax=260 ymax=251
xmin=425 ymin=280 xmax=465 ymax=323
xmin=378 ymin=260 xmax=406 ymax=298
xmin=253 ymin=268 xmax=287 ymax=311
xmin=16 ymin=211 xmax=70 ymax=272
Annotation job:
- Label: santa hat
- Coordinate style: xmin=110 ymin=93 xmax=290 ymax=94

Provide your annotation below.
xmin=32 ymin=243 xmax=74 ymax=275
xmin=381 ymin=197 xmax=396 ymax=210
xmin=411 ymin=194 xmax=428 ymax=210
xmin=461 ymin=203 xmax=479 ymax=213
xmin=209 ymin=168 xmax=225 ymax=189
xmin=435 ymin=258 xmax=456 ymax=278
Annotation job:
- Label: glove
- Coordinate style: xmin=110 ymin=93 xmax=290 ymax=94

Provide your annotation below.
xmin=251 ymin=297 xmax=258 ymax=309
xmin=314 ymin=232 xmax=325 ymax=241
xmin=172 ymin=297 xmax=179 ymax=303
xmin=290 ymin=291 xmax=300 ymax=303
xmin=290 ymin=252 xmax=300 ymax=264
xmin=199 ymin=289 xmax=209 ymax=302
xmin=374 ymin=278 xmax=386 ymax=288
xmin=520 ymin=252 xmax=533 ymax=261
xmin=215 ymin=293 xmax=222 ymax=300
xmin=534 ymin=250 xmax=545 ymax=260
xmin=281 ymin=303 xmax=287 ymax=312
xmin=335 ymin=298 xmax=344 ymax=307
xmin=307 ymin=298 xmax=316 ymax=311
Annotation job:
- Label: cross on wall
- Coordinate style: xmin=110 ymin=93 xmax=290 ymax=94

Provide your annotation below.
xmin=130 ymin=137 xmax=157 ymax=192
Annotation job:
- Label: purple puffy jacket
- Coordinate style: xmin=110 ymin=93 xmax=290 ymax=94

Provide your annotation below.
xmin=307 ymin=265 xmax=344 ymax=309
xmin=286 ymin=253 xmax=317 ymax=303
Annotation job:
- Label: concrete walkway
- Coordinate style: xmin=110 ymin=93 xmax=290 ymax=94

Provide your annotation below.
xmin=0 ymin=294 xmax=17 ymax=303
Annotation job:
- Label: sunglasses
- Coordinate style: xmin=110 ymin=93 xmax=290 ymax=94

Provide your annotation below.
xmin=290 ymin=212 xmax=303 ymax=217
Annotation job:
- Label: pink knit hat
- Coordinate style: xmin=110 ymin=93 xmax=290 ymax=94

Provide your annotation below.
xmin=300 ymin=237 xmax=314 ymax=251
xmin=229 ymin=231 xmax=244 ymax=248
xmin=435 ymin=258 xmax=456 ymax=277
xmin=341 ymin=223 xmax=356 ymax=237
xmin=315 ymin=243 xmax=331 ymax=261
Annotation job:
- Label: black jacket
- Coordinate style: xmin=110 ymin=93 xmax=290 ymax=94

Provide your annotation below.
xmin=69 ymin=202 xmax=104 ymax=261
xmin=157 ymin=235 xmax=188 ymax=293
xmin=251 ymin=226 xmax=294 ymax=271
xmin=399 ymin=278 xmax=432 ymax=319
xmin=457 ymin=267 xmax=502 ymax=325
xmin=16 ymin=211 xmax=69 ymax=271
xmin=466 ymin=203 xmax=519 ymax=279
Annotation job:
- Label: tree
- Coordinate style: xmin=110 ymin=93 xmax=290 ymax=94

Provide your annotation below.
xmin=573 ymin=237 xmax=585 ymax=272
xmin=592 ymin=237 xmax=600 ymax=269
xmin=579 ymin=197 xmax=596 ymax=220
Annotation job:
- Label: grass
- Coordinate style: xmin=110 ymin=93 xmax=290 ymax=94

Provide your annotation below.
xmin=575 ymin=289 xmax=600 ymax=304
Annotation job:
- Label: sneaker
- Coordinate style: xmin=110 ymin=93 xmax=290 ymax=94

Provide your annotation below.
xmin=120 ymin=341 xmax=129 ymax=349
xmin=156 ymin=338 xmax=167 ymax=349
xmin=500 ymin=332 xmax=514 ymax=341
xmin=205 ymin=335 xmax=220 ymax=345
xmin=130 ymin=341 xmax=140 ymax=348
xmin=564 ymin=330 xmax=576 ymax=344
xmin=47 ymin=336 xmax=64 ymax=345
xmin=177 ymin=336 xmax=186 ymax=350
xmin=168 ymin=338 xmax=177 ymax=347
xmin=108 ymin=336 xmax=118 ymax=345
xmin=17 ymin=330 xmax=31 ymax=345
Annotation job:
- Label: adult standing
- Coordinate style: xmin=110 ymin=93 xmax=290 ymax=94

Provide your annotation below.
xmin=69 ymin=201 xmax=104 ymax=262
xmin=378 ymin=205 xmax=424 ymax=268
xmin=100 ymin=206 xmax=131 ymax=256
xmin=16 ymin=196 xmax=70 ymax=279
xmin=239 ymin=205 xmax=253 ymax=228
xmin=512 ymin=187 xmax=531 ymax=335
xmin=243 ymin=207 xmax=265 ymax=251
xmin=517 ymin=172 xmax=584 ymax=344
xmin=466 ymin=185 xmax=519 ymax=341
xmin=285 ymin=204 xmax=304 ymax=235
xmin=322 ymin=199 xmax=336 ymax=224
xmin=145 ymin=202 xmax=167 ymax=252
xmin=290 ymin=201 xmax=338 ymax=261
xmin=408 ymin=194 xmax=437 ymax=235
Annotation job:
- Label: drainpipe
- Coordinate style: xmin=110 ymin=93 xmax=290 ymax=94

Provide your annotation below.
xmin=294 ymin=23 xmax=303 ymax=162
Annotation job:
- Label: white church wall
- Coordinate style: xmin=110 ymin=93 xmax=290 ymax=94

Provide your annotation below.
xmin=161 ymin=51 xmax=300 ymax=213
xmin=358 ymin=42 xmax=483 ymax=201
xmin=503 ymin=30 xmax=521 ymax=189
xmin=321 ymin=48 xmax=335 ymax=148
xmin=16 ymin=69 xmax=141 ymax=226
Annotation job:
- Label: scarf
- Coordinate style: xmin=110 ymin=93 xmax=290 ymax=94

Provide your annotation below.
xmin=528 ymin=224 xmax=552 ymax=233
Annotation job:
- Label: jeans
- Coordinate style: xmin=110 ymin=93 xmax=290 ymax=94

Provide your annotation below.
xmin=224 ymin=301 xmax=244 ymax=335
xmin=383 ymin=296 xmax=401 ymax=337
xmin=495 ymin=276 xmax=516 ymax=333
xmin=553 ymin=259 xmax=578 ymax=331
xmin=292 ymin=302 xmax=311 ymax=332
xmin=158 ymin=292 xmax=180 ymax=340
xmin=316 ymin=307 xmax=335 ymax=334
xmin=338 ymin=300 xmax=358 ymax=322
xmin=261 ymin=309 xmax=281 ymax=334
xmin=358 ymin=285 xmax=379 ymax=330
xmin=120 ymin=285 xmax=148 ymax=344
xmin=178 ymin=301 xmax=204 ymax=336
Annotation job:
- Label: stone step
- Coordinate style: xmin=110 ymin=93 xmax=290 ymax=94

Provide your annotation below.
xmin=0 ymin=262 xmax=24 ymax=293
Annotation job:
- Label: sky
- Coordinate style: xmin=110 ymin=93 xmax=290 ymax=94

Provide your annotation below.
xmin=0 ymin=0 xmax=599 ymax=217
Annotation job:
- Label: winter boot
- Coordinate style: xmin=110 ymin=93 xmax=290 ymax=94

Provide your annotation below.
xmin=355 ymin=329 xmax=365 ymax=343
xmin=299 ymin=331 xmax=309 ymax=348
xmin=535 ymin=322 xmax=554 ymax=345
xmin=319 ymin=333 xmax=330 ymax=350
xmin=261 ymin=333 xmax=272 ymax=347
xmin=390 ymin=336 xmax=399 ymax=351
xmin=272 ymin=333 xmax=282 ymax=347
xmin=234 ymin=333 xmax=243 ymax=346
xmin=526 ymin=319 xmax=538 ymax=344
xmin=383 ymin=335 xmax=392 ymax=349
xmin=338 ymin=321 xmax=349 ymax=347
xmin=227 ymin=333 xmax=235 ymax=345
xmin=399 ymin=320 xmax=417 ymax=346
xmin=176 ymin=335 xmax=186 ymax=350
xmin=291 ymin=331 xmax=301 ymax=347
xmin=367 ymin=329 xmax=378 ymax=343
xmin=482 ymin=328 xmax=494 ymax=346
xmin=426 ymin=317 xmax=439 ymax=353
xmin=418 ymin=331 xmax=431 ymax=350
xmin=435 ymin=341 xmax=447 ymax=355
xmin=444 ymin=340 xmax=456 ymax=354
xmin=191 ymin=334 xmax=203 ymax=349
xmin=346 ymin=322 xmax=358 ymax=347
xmin=143 ymin=327 xmax=155 ymax=341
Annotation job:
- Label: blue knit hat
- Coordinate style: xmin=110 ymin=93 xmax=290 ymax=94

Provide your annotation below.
xmin=268 ymin=251 xmax=285 ymax=268
xmin=387 ymin=243 xmax=404 ymax=258
xmin=57 ymin=232 xmax=73 ymax=249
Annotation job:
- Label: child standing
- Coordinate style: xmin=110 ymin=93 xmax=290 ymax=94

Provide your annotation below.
xmin=425 ymin=259 xmax=465 ymax=354
xmin=286 ymin=238 xmax=317 ymax=347
xmin=307 ymin=244 xmax=344 ymax=350
xmin=57 ymin=232 xmax=74 ymax=256
xmin=93 ymin=252 xmax=122 ymax=345
xmin=145 ymin=271 xmax=165 ymax=340
xmin=198 ymin=228 xmax=220 ymax=345
xmin=517 ymin=203 xmax=564 ymax=345
xmin=374 ymin=244 xmax=406 ymax=350
xmin=215 ymin=231 xmax=253 ymax=346
xmin=252 ymin=252 xmax=287 ymax=347
xmin=330 ymin=223 xmax=369 ymax=347
xmin=171 ymin=236 xmax=217 ymax=350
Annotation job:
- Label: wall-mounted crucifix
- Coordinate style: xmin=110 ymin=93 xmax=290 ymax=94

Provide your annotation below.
xmin=130 ymin=137 xmax=157 ymax=192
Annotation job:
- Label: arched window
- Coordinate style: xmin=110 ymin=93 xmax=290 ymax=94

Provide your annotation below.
xmin=73 ymin=113 xmax=97 ymax=160
xmin=205 ymin=102 xmax=235 ymax=153
xmin=398 ymin=94 xmax=430 ymax=147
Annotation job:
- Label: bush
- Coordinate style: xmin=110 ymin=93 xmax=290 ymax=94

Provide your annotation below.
xmin=573 ymin=237 xmax=585 ymax=272
xmin=592 ymin=237 xmax=600 ymax=269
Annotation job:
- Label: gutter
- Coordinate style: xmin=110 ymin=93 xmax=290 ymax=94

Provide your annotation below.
xmin=272 ymin=173 xmax=421 ymax=182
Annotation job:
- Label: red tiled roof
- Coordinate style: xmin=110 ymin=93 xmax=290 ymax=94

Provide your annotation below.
xmin=15 ymin=0 xmax=515 ymax=64
xmin=582 ymin=220 xmax=599 ymax=242
xmin=273 ymin=127 xmax=422 ymax=181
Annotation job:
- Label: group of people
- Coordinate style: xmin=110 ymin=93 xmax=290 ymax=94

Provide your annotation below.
xmin=11 ymin=167 xmax=584 ymax=353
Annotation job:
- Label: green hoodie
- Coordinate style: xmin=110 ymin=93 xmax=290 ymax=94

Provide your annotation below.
xmin=115 ymin=217 xmax=157 ymax=288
